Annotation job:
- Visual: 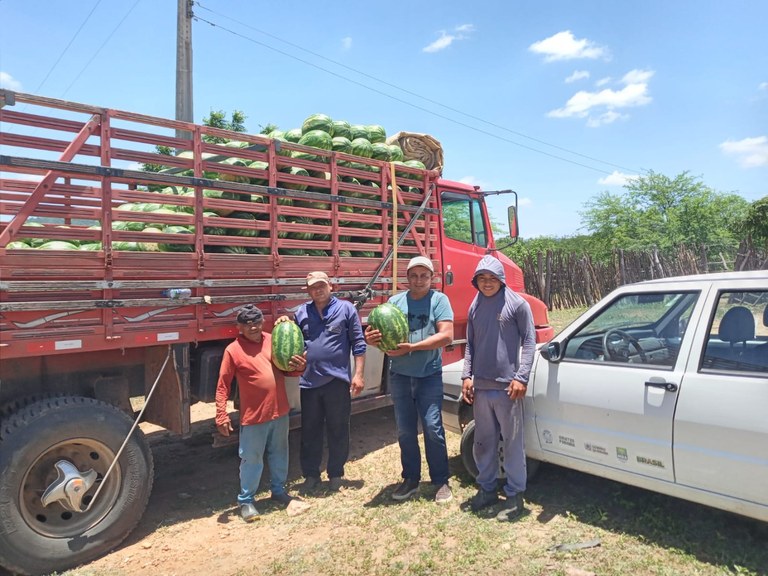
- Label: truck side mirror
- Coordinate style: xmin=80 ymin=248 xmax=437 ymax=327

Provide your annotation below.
xmin=507 ymin=206 xmax=519 ymax=239
xmin=540 ymin=341 xmax=562 ymax=362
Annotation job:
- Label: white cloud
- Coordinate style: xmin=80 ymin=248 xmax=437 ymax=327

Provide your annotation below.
xmin=622 ymin=69 xmax=654 ymax=84
xmin=598 ymin=171 xmax=638 ymax=186
xmin=548 ymin=68 xmax=654 ymax=126
xmin=759 ymin=82 xmax=768 ymax=91
xmin=586 ymin=111 xmax=626 ymax=127
xmin=518 ymin=197 xmax=533 ymax=207
xmin=720 ymin=136 xmax=768 ymax=168
xmin=596 ymin=76 xmax=612 ymax=87
xmin=341 ymin=36 xmax=352 ymax=50
xmin=423 ymin=24 xmax=475 ymax=53
xmin=0 ymin=71 xmax=22 ymax=91
xmin=528 ymin=30 xmax=609 ymax=62
xmin=565 ymin=70 xmax=590 ymax=83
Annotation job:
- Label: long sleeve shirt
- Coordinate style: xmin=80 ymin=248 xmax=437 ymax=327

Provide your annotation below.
xmin=215 ymin=332 xmax=290 ymax=427
xmin=461 ymin=287 xmax=536 ymax=390
xmin=295 ymin=296 xmax=366 ymax=389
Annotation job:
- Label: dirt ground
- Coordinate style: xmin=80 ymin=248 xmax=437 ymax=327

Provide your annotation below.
xmin=5 ymin=401 xmax=766 ymax=576
xmin=62 ymin=402 xmax=408 ymax=576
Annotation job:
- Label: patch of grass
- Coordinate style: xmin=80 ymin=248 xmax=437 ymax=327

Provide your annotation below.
xmin=548 ymin=306 xmax=589 ymax=334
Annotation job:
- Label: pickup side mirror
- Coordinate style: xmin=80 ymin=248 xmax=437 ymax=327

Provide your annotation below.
xmin=540 ymin=341 xmax=562 ymax=362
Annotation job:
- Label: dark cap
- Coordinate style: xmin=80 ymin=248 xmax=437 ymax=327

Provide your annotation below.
xmin=236 ymin=304 xmax=264 ymax=324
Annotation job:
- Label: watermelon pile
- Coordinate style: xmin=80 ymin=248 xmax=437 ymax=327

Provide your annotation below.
xmin=271 ymin=321 xmax=305 ymax=371
xmin=6 ymin=113 xmax=430 ymax=258
xmin=367 ymin=303 xmax=409 ymax=352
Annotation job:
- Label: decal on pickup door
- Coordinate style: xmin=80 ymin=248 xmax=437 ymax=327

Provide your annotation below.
xmin=584 ymin=442 xmax=608 ymax=456
xmin=636 ymin=455 xmax=665 ymax=469
xmin=558 ymin=435 xmax=576 ymax=448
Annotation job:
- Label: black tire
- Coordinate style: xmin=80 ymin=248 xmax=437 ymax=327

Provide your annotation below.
xmin=0 ymin=396 xmax=154 ymax=576
xmin=459 ymin=419 xmax=540 ymax=482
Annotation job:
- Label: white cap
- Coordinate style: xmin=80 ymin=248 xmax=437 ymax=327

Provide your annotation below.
xmin=406 ymin=256 xmax=434 ymax=273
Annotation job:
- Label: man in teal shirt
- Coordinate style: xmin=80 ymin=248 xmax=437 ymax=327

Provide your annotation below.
xmin=366 ymin=256 xmax=454 ymax=503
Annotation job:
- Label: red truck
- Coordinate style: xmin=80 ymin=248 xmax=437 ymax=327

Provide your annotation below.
xmin=0 ymin=89 xmax=553 ymax=575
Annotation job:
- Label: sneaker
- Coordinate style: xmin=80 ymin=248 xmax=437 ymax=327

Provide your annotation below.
xmin=469 ymin=488 xmax=499 ymax=512
xmin=270 ymin=492 xmax=293 ymax=506
xmin=239 ymin=502 xmax=260 ymax=522
xmin=329 ymin=477 xmax=344 ymax=492
xmin=299 ymin=476 xmax=320 ymax=493
xmin=391 ymin=479 xmax=420 ymax=501
xmin=435 ymin=483 xmax=453 ymax=504
xmin=496 ymin=493 xmax=525 ymax=522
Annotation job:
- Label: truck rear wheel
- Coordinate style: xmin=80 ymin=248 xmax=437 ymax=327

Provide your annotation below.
xmin=459 ymin=419 xmax=540 ymax=482
xmin=0 ymin=396 xmax=153 ymax=576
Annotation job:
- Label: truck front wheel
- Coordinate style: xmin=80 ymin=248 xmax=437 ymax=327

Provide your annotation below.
xmin=0 ymin=396 xmax=153 ymax=576
xmin=459 ymin=419 xmax=540 ymax=483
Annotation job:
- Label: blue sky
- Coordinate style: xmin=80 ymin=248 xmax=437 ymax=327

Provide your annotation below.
xmin=1 ymin=0 xmax=766 ymax=238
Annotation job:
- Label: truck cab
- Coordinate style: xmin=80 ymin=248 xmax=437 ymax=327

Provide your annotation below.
xmin=437 ymin=180 xmax=553 ymax=365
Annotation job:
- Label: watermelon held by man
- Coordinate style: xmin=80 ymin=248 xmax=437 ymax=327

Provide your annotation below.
xmin=271 ymin=321 xmax=305 ymax=371
xmin=368 ymin=303 xmax=409 ymax=352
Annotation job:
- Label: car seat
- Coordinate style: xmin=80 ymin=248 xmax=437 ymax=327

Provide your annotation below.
xmin=741 ymin=304 xmax=768 ymax=371
xmin=718 ymin=306 xmax=755 ymax=352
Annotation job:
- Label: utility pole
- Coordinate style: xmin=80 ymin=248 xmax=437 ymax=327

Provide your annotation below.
xmin=176 ymin=0 xmax=194 ymax=141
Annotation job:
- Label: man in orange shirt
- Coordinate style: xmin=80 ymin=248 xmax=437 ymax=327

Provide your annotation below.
xmin=215 ymin=304 xmax=306 ymax=522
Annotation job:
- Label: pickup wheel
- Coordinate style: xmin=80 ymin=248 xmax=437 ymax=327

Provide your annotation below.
xmin=459 ymin=419 xmax=540 ymax=483
xmin=0 ymin=396 xmax=153 ymax=576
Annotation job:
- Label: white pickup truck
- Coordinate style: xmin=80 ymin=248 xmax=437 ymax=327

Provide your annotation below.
xmin=442 ymin=270 xmax=768 ymax=523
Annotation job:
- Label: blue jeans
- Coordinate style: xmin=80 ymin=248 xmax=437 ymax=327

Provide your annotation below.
xmin=237 ymin=414 xmax=289 ymax=505
xmin=473 ymin=389 xmax=526 ymax=496
xmin=389 ymin=371 xmax=449 ymax=485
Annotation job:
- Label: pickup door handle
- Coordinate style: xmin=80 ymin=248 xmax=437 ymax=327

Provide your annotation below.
xmin=644 ymin=381 xmax=678 ymax=392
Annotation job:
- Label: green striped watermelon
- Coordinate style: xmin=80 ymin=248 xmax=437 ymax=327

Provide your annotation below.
xmin=331 ymin=119 xmax=351 ymax=139
xmin=366 ymin=125 xmax=386 ymax=143
xmin=302 ymin=113 xmax=333 ymax=135
xmin=271 ymin=321 xmax=305 ymax=371
xmin=368 ymin=303 xmax=409 ymax=352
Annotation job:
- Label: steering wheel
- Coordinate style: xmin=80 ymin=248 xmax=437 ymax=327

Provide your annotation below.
xmin=602 ymin=329 xmax=647 ymax=363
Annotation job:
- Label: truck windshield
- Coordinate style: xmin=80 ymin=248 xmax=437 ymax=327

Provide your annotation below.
xmin=441 ymin=194 xmax=488 ymax=247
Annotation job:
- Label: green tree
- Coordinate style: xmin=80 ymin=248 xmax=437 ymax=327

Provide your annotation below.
xmin=202 ymin=109 xmax=247 ymax=144
xmin=142 ymin=109 xmax=249 ymax=172
xmin=580 ymin=170 xmax=749 ymax=258
xmin=741 ymin=195 xmax=768 ymax=250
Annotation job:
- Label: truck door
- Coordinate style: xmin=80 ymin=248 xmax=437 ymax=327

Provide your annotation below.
xmin=439 ymin=192 xmax=490 ymax=326
xmin=673 ymin=287 xmax=768 ymax=509
xmin=532 ymin=290 xmax=701 ymax=482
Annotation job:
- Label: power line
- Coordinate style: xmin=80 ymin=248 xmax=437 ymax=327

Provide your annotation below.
xmin=34 ymin=0 xmax=104 ymax=95
xmin=61 ymin=0 xmax=142 ymax=98
xmin=193 ymin=2 xmax=640 ymax=176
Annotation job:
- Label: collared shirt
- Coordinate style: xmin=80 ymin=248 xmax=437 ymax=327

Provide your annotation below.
xmin=295 ymin=296 xmax=366 ymax=389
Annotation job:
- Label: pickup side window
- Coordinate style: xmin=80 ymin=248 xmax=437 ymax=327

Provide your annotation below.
xmin=701 ymin=291 xmax=768 ymax=374
xmin=562 ymin=291 xmax=699 ymax=368
xmin=441 ymin=194 xmax=488 ymax=247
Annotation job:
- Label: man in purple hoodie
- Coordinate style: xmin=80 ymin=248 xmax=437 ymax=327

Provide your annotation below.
xmin=461 ymin=254 xmax=536 ymax=521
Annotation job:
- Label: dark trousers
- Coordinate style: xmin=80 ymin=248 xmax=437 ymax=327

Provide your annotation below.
xmin=300 ymin=378 xmax=351 ymax=479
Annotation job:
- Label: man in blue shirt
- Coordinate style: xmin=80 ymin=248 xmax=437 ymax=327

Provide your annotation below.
xmin=282 ymin=271 xmax=366 ymax=493
xmin=461 ymin=255 xmax=535 ymax=521
xmin=365 ymin=256 xmax=454 ymax=504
